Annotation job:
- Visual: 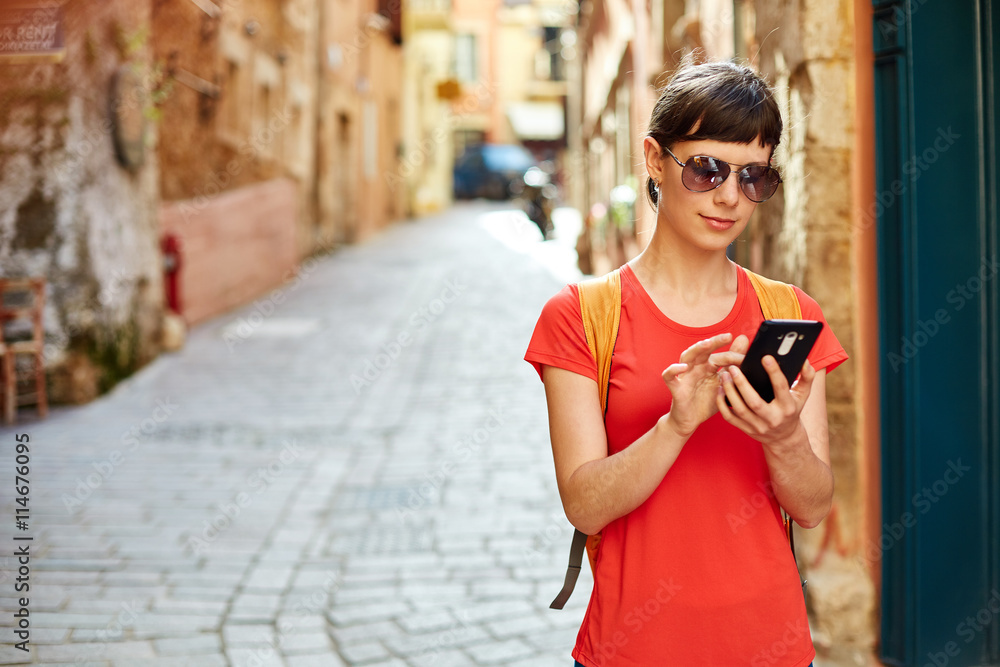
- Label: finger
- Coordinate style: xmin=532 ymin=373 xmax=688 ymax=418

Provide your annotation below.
xmin=716 ymin=382 xmax=735 ymax=418
xmin=726 ymin=364 xmax=768 ymax=413
xmin=679 ymin=333 xmax=732 ymax=364
xmin=716 ymin=371 xmax=754 ymax=429
xmin=731 ymin=333 xmax=750 ymax=355
xmin=722 ymin=367 xmax=777 ymax=437
xmin=707 ymin=332 xmax=748 ymax=366
xmin=709 ymin=349 xmax=745 ymax=368
xmin=661 ymin=363 xmax=689 ymax=384
xmin=762 ymin=355 xmax=791 ymax=396
xmin=717 ymin=370 xmax=739 ymax=407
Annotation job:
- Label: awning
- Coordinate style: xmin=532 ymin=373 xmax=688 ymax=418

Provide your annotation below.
xmin=506 ymin=101 xmax=565 ymax=141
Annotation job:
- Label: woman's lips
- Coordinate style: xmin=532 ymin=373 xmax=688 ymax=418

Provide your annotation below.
xmin=702 ymin=215 xmax=736 ymax=231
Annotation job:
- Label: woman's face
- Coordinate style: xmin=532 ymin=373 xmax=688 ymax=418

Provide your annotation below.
xmin=649 ymin=138 xmax=773 ymax=254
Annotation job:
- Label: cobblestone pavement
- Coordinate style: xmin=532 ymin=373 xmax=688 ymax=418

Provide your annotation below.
xmin=0 ymin=202 xmax=593 ymax=666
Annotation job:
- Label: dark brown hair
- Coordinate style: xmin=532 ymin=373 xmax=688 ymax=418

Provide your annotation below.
xmin=646 ymin=60 xmax=782 ymax=207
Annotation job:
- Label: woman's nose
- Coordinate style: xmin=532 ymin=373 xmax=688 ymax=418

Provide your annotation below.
xmin=713 ymin=171 xmax=741 ymax=206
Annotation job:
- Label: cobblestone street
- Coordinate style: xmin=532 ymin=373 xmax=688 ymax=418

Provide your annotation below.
xmin=0 ymin=203 xmax=592 ymax=666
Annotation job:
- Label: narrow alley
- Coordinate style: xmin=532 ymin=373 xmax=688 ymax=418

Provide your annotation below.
xmin=0 ymin=203 xmax=591 ymax=666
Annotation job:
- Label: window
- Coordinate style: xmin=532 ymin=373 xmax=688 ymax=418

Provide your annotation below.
xmin=534 ymin=27 xmax=562 ymax=81
xmin=284 ymin=102 xmax=302 ymax=172
xmin=219 ymin=28 xmax=251 ymax=144
xmin=455 ymin=34 xmax=477 ymax=83
xmin=223 ymin=59 xmax=246 ymax=137
xmin=534 ymin=50 xmax=551 ymax=80
xmin=252 ymin=52 xmax=281 ymax=158
xmin=364 ymin=100 xmax=377 ymax=181
xmin=284 ymin=82 xmax=309 ymax=177
xmin=255 ymin=82 xmax=273 ymax=156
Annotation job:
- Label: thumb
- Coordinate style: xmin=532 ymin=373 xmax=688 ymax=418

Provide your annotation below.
xmin=791 ymin=359 xmax=816 ymax=399
xmin=661 ymin=363 xmax=689 ymax=386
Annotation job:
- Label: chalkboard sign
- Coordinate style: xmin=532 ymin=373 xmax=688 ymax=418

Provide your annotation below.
xmin=0 ymin=3 xmax=65 ymax=62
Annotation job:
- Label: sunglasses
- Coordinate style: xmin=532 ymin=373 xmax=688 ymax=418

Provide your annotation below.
xmin=664 ymin=147 xmax=782 ymax=203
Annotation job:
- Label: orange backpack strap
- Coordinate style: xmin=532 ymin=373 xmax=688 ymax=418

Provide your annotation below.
xmin=744 ymin=268 xmax=802 ymax=320
xmin=549 ymin=269 xmax=621 ymax=610
xmin=744 ymin=267 xmax=808 ymax=593
xmin=578 ymin=269 xmax=622 ymax=414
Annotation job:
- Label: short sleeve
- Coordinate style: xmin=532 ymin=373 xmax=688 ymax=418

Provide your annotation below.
xmin=794 ymin=286 xmax=849 ymax=374
xmin=524 ymin=284 xmax=598 ymax=382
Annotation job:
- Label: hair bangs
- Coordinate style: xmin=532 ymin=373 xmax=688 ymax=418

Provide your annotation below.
xmin=682 ymin=84 xmax=781 ymax=147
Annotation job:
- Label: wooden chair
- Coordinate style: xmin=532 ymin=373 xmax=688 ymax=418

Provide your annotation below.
xmin=0 ymin=278 xmax=48 ymax=424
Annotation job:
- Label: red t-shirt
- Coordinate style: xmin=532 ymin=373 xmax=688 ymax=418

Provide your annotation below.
xmin=525 ymin=263 xmax=847 ymax=666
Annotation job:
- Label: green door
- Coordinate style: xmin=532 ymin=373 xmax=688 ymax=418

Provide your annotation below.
xmin=873 ymin=0 xmax=1000 ymax=664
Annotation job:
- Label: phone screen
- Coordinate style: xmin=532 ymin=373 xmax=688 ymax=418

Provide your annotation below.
xmin=738 ymin=320 xmax=823 ymax=402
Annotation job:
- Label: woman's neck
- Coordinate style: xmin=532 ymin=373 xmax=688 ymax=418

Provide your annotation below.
xmin=628 ymin=223 xmax=736 ymax=306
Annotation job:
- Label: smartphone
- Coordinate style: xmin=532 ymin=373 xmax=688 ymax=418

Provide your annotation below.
xmin=737 ymin=320 xmax=823 ymax=403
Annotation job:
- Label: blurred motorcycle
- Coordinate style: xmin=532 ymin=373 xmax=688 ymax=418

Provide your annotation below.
xmin=519 ymin=166 xmax=558 ymax=238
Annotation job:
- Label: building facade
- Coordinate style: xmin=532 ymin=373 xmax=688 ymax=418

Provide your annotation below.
xmin=0 ymin=0 xmax=406 ymax=403
xmin=154 ymin=0 xmax=405 ymax=326
xmin=400 ymin=0 xmax=570 ymax=216
xmin=153 ymin=0 xmax=313 ymax=326
xmin=318 ymin=0 xmax=405 ymax=244
xmin=0 ymin=0 xmax=163 ymax=403
xmin=568 ymin=1 xmax=999 ymax=665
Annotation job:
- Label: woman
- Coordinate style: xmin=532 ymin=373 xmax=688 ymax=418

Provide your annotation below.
xmin=525 ymin=60 xmax=847 ymax=665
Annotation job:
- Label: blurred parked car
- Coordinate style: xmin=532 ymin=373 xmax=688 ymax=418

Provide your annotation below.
xmin=453 ymin=143 xmax=536 ymax=200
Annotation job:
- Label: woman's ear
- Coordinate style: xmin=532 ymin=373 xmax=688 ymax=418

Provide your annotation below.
xmin=643 ymin=136 xmax=665 ymax=187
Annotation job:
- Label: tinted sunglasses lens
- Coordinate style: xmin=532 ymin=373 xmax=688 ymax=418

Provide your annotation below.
xmin=739 ymin=166 xmax=781 ymax=203
xmin=682 ymin=156 xmax=730 ymax=192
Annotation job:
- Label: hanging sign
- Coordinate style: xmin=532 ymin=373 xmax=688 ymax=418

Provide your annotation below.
xmin=436 ymin=79 xmax=461 ymax=100
xmin=0 ymin=3 xmax=65 ymax=63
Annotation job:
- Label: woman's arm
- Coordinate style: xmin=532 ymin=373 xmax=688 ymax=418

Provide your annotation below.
xmin=543 ymin=365 xmax=688 ymax=535
xmin=544 ymin=333 xmax=743 ymax=535
xmin=763 ymin=368 xmax=834 ymax=527
xmin=718 ymin=356 xmax=834 ymax=528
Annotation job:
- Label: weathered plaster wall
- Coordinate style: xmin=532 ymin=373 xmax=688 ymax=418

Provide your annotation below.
xmin=0 ymin=0 xmax=163 ymax=403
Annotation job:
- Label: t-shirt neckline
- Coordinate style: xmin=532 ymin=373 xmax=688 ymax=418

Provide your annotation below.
xmin=620 ymin=263 xmax=751 ymax=335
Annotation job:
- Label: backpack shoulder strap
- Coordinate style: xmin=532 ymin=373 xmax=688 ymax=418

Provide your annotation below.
xmin=744 ymin=266 xmax=808 ymax=595
xmin=576 ymin=268 xmax=622 ymax=414
xmin=744 ymin=268 xmax=802 ymax=320
xmin=549 ymin=268 xmax=621 ymax=610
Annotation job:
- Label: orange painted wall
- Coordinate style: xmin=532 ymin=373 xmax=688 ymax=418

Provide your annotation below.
xmin=159 ymin=179 xmax=299 ymax=326
xmin=853 ymin=0 xmax=882 ymax=599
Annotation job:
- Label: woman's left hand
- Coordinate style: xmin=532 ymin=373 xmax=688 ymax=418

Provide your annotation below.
xmin=716 ymin=353 xmax=817 ymax=448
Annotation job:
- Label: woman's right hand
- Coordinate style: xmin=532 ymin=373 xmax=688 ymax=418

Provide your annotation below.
xmin=661 ymin=333 xmax=748 ymax=437
xmin=545 ymin=333 xmax=748 ymax=534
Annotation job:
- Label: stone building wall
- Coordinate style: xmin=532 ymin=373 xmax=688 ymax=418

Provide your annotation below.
xmin=0 ymin=0 xmax=163 ymax=403
xmin=750 ymin=0 xmax=876 ymax=659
